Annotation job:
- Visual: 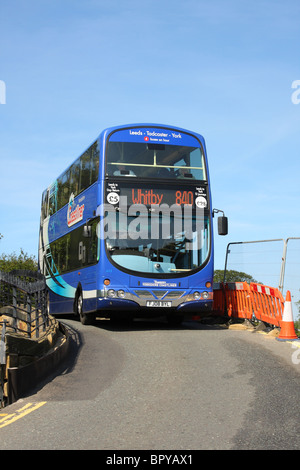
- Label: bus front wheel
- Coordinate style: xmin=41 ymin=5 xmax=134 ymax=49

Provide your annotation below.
xmin=75 ymin=290 xmax=94 ymax=325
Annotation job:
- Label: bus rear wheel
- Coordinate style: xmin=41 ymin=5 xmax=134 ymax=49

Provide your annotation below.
xmin=75 ymin=290 xmax=94 ymax=325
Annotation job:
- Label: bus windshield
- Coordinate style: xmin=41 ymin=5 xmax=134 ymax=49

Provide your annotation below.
xmin=105 ymin=209 xmax=210 ymax=275
xmin=106 ymin=141 xmax=206 ymax=181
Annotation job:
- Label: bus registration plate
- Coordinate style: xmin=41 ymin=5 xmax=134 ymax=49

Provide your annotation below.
xmin=146 ymin=301 xmax=172 ymax=307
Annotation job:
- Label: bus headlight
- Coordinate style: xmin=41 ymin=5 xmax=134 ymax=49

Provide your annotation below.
xmin=117 ymin=290 xmax=125 ymax=298
xmin=186 ymin=291 xmax=212 ymax=302
xmin=107 ymin=289 xmax=116 ymax=298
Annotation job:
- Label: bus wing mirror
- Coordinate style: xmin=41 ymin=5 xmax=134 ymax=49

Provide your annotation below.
xmin=213 ymin=208 xmax=228 ymax=236
xmin=218 ymin=216 xmax=228 ymax=236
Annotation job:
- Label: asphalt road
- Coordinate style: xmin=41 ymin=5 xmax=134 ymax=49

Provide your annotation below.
xmin=1 ymin=317 xmax=300 ymax=450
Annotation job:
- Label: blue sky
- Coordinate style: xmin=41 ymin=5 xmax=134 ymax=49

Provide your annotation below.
xmin=0 ymin=0 xmax=299 ymax=281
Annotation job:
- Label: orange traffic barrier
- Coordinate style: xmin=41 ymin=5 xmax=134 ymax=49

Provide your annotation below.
xmin=212 ymin=282 xmax=298 ymax=334
xmin=250 ymin=283 xmax=283 ymax=327
xmin=276 ymin=291 xmax=299 ymax=341
xmin=212 ymin=283 xmax=226 ymax=316
xmin=225 ymin=282 xmax=252 ymax=319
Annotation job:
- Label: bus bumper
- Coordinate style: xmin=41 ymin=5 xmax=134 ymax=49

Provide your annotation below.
xmin=97 ymin=297 xmax=140 ymax=311
xmin=177 ymin=299 xmax=213 ymax=312
xmin=96 ymin=297 xmax=213 ymax=319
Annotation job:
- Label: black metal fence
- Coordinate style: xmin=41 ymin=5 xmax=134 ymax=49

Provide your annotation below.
xmin=0 ymin=270 xmax=49 ymax=339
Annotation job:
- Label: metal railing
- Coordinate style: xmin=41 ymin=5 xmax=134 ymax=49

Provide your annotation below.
xmin=224 ymin=238 xmax=300 ymax=292
xmin=0 ymin=270 xmax=49 ymax=340
xmin=223 ymin=237 xmax=300 ymax=320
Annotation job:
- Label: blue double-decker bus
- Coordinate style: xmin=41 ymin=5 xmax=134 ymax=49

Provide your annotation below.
xmin=39 ymin=124 xmax=227 ymax=325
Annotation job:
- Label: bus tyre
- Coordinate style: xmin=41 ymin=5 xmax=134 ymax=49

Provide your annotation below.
xmin=75 ymin=291 xmax=94 ymax=325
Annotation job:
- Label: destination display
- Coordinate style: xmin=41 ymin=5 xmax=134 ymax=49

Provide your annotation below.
xmin=108 ymin=126 xmax=201 ymax=147
xmin=105 ymin=181 xmax=208 ymax=209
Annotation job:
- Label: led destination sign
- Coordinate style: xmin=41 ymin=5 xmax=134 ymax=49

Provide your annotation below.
xmin=106 ymin=182 xmax=208 ymax=209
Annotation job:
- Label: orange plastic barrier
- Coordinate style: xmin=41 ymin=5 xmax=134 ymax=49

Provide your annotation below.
xmin=212 ymin=282 xmax=252 ymax=319
xmin=212 ymin=282 xmax=285 ymax=327
xmin=212 ymin=283 xmax=226 ymax=316
xmin=224 ymin=282 xmax=252 ymax=319
xmin=250 ymin=283 xmax=284 ymax=327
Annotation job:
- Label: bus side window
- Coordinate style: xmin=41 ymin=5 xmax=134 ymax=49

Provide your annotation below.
xmin=49 ymin=194 xmax=56 ymax=216
xmin=70 ymin=158 xmax=81 ymax=198
xmin=91 ymin=142 xmax=100 ymax=183
xmin=41 ymin=190 xmax=49 ymax=219
xmin=80 ymin=149 xmax=92 ymax=191
xmin=80 ymin=142 xmax=99 ymax=191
